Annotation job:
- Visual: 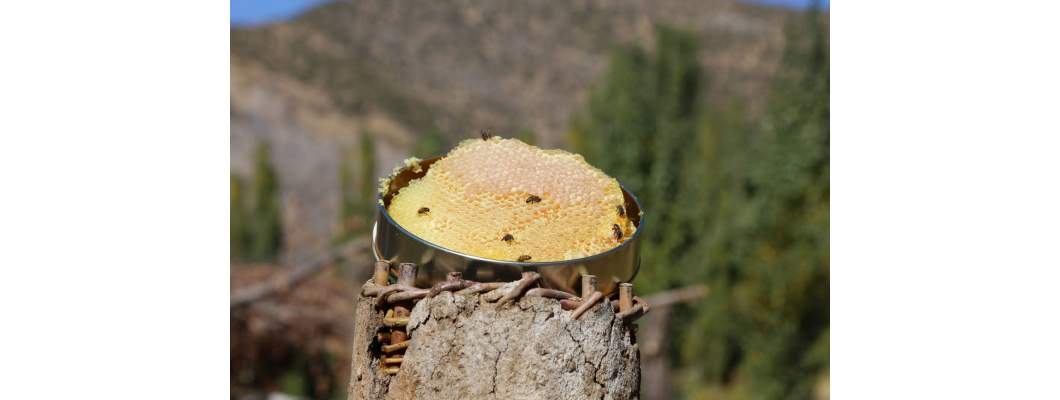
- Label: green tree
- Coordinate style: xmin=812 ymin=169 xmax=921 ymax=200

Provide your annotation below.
xmin=231 ymin=141 xmax=285 ymax=262
xmin=336 ymin=133 xmax=377 ymax=242
xmin=231 ymin=174 xmax=249 ymax=260
xmin=412 ymin=130 xmax=448 ymax=159
xmin=570 ymin=25 xmax=705 ymax=294
xmin=681 ymin=11 xmax=829 ymax=398
xmin=571 ymin=13 xmax=828 ymax=399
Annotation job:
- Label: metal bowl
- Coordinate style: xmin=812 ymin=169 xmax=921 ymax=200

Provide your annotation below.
xmin=371 ymin=156 xmax=643 ymax=296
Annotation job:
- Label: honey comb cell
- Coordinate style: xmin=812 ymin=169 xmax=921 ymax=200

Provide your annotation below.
xmin=387 ymin=137 xmax=635 ymax=262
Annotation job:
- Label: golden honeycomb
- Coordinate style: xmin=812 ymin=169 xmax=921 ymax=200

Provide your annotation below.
xmin=387 ymin=137 xmax=635 ymax=262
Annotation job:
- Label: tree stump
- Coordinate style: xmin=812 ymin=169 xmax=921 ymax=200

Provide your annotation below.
xmin=347 ymin=284 xmax=641 ymax=399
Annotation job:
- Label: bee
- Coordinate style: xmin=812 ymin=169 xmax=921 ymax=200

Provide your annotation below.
xmin=502 ymin=233 xmax=514 ymax=243
xmin=616 ymin=205 xmax=625 ymax=217
xmin=418 ymin=207 xmax=430 ymax=215
xmin=517 ymin=255 xmax=532 ymax=262
xmin=480 ymin=128 xmax=494 ymax=141
xmin=526 ymin=195 xmax=542 ymax=204
xmin=612 ymin=224 xmax=623 ymax=241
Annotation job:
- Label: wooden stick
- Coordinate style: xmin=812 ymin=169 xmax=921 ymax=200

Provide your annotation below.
xmin=618 ymin=283 xmax=634 ymax=313
xmin=498 ymin=272 xmax=540 ymax=306
xmin=397 ymin=263 xmax=418 ymax=287
xmin=230 ymin=236 xmax=369 ymax=307
xmin=373 ymin=260 xmax=391 ymax=286
xmin=581 ymin=274 xmax=598 ymax=298
xmin=571 ymin=291 xmax=603 ymax=320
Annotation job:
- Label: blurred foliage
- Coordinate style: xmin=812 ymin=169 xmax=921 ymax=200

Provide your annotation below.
xmin=230 ymin=265 xmax=353 ymax=400
xmin=570 ymin=25 xmax=704 ymax=295
xmin=412 ymin=129 xmax=449 ymax=159
xmin=231 ymin=141 xmax=285 ymax=262
xmin=231 ymin=174 xmax=249 ymax=258
xmin=570 ymin=11 xmax=828 ymax=399
xmin=335 ymin=133 xmax=377 ymax=242
xmin=514 ymin=128 xmax=537 ymax=146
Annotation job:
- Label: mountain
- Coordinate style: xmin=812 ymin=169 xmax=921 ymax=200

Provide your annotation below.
xmin=231 ymin=0 xmax=812 ymax=259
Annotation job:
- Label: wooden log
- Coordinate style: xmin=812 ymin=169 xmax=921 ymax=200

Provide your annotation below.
xmin=347 ymin=287 xmax=640 ymax=399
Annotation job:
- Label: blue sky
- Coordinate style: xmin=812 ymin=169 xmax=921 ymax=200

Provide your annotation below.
xmin=750 ymin=0 xmax=829 ymax=10
xmin=230 ymin=0 xmax=330 ymax=27
xmin=231 ymin=0 xmax=828 ymax=27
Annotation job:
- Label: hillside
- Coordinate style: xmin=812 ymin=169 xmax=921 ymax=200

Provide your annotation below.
xmin=230 ymin=0 xmax=812 ymax=259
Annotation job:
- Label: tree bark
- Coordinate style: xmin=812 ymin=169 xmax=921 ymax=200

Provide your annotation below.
xmin=347 ymin=287 xmax=640 ymax=399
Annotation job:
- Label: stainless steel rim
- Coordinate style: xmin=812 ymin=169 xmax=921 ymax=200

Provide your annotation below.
xmin=370 ymin=155 xmax=644 ymax=294
xmin=372 ymin=185 xmax=643 ymax=269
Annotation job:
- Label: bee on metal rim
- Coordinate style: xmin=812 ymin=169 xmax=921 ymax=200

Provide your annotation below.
xmin=612 ymin=224 xmax=623 ymax=241
xmin=517 ymin=255 xmax=532 ymax=262
xmin=480 ymin=128 xmax=494 ymax=141
xmin=501 ymin=233 xmax=514 ymax=243
xmin=418 ymin=207 xmax=430 ymax=215
xmin=616 ymin=205 xmax=625 ymax=217
xmin=526 ymin=194 xmax=542 ymax=204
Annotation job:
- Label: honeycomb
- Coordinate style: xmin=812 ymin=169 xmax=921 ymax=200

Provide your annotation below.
xmin=387 ymin=137 xmax=636 ymax=262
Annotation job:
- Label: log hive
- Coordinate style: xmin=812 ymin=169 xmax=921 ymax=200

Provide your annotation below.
xmin=347 ymin=282 xmax=641 ymax=399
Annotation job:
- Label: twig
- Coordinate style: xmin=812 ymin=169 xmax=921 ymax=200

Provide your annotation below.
xmin=571 ymin=291 xmax=603 ymax=320
xmin=497 ymin=272 xmax=540 ymax=306
xmin=230 ymin=236 xmax=370 ymax=307
xmin=643 ymin=284 xmax=708 ymax=308
xmin=525 ymin=288 xmax=577 ymax=300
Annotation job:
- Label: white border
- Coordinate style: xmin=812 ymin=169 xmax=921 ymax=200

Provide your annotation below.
xmin=833 ymin=1 xmax=1060 ymax=398
xmin=0 ymin=2 xmax=229 ymax=398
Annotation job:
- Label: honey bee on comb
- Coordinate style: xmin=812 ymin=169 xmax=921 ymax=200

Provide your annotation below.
xmin=386 ymin=137 xmax=636 ymax=262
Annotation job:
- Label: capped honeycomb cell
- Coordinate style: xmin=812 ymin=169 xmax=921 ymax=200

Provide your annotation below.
xmin=387 ymin=137 xmax=635 ymax=262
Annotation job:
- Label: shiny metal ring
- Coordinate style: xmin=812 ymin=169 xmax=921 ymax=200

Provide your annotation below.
xmin=372 ymin=156 xmax=643 ymax=296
